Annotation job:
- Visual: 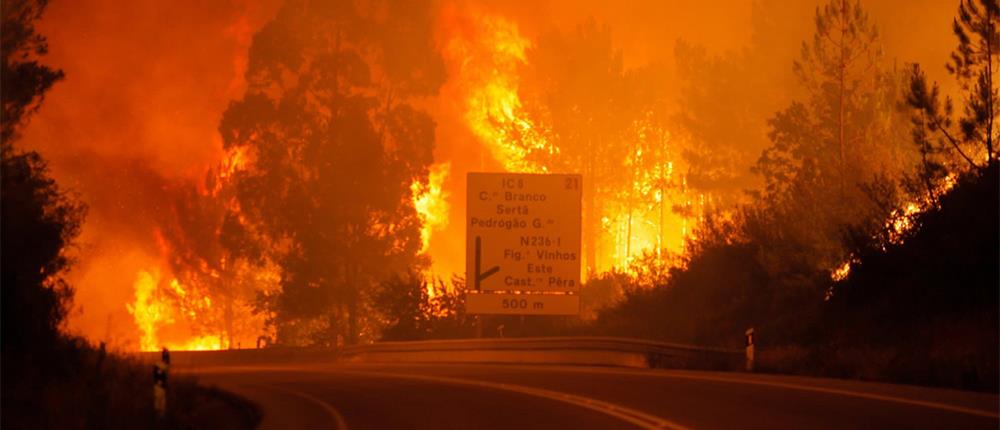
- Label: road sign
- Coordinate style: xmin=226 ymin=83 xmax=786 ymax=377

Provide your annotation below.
xmin=466 ymin=293 xmax=580 ymax=315
xmin=466 ymin=172 xmax=582 ymax=315
xmin=466 ymin=172 xmax=582 ymax=292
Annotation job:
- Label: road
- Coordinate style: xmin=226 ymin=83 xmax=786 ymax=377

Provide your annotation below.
xmin=186 ymin=362 xmax=999 ymax=429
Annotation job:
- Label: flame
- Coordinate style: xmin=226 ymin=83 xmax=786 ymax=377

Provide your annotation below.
xmin=126 ymin=270 xmax=171 ymax=352
xmin=171 ymin=335 xmax=224 ymax=351
xmin=830 ymin=172 xmax=960 ymax=284
xmin=605 ymin=131 xmax=699 ymax=270
xmin=125 ymin=269 xmax=225 ymax=352
xmin=443 ymin=12 xmax=549 ymax=172
xmin=412 ymin=162 xmax=451 ymax=254
xmin=412 ymin=163 xmax=452 ymax=298
xmin=218 ymin=146 xmax=251 ymax=182
xmin=119 ymin=112 xmax=275 ymax=352
xmin=886 ymin=173 xmax=958 ymax=245
xmin=442 ymin=10 xmax=699 ymax=276
xmin=831 ymin=260 xmax=852 ymax=282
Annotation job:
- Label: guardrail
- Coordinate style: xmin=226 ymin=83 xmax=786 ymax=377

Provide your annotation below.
xmin=339 ymin=337 xmax=743 ymax=370
xmin=153 ymin=336 xmax=744 ymax=371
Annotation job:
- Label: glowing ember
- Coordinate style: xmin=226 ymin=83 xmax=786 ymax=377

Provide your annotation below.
xmin=831 ymin=172 xmax=961 ymax=284
xmin=887 ymin=173 xmax=958 ymax=245
xmin=831 ymin=260 xmax=852 ymax=282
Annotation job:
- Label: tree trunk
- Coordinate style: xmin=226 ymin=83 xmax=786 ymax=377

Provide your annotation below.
xmin=584 ymin=138 xmax=598 ymax=277
xmin=838 ymin=0 xmax=847 ymax=196
xmin=986 ymin=5 xmax=995 ymax=162
xmin=625 ymin=169 xmax=635 ymax=264
xmin=658 ymin=162 xmax=666 ymax=264
xmin=347 ymin=263 xmax=359 ymax=345
xmin=223 ymin=295 xmax=234 ymax=349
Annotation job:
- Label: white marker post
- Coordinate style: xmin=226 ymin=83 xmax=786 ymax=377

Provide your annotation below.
xmin=745 ymin=328 xmax=755 ymax=372
xmin=153 ymin=348 xmax=170 ymax=417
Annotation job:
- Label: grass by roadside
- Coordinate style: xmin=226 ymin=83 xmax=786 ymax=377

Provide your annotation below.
xmin=1 ymin=337 xmax=260 ymax=429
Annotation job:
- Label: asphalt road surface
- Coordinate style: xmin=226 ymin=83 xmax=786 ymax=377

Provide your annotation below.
xmin=187 ymin=362 xmax=999 ymax=429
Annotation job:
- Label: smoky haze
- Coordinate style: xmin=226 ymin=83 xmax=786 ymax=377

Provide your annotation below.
xmin=18 ymin=0 xmax=958 ymax=350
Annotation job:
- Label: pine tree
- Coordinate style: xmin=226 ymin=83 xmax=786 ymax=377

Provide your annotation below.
xmin=908 ymin=0 xmax=999 ymax=172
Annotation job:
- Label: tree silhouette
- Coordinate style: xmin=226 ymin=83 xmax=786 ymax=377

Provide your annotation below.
xmin=219 ymin=0 xmax=444 ymax=345
xmin=2 ymin=151 xmax=86 ymax=353
xmin=2 ymin=0 xmax=63 ymax=145
xmin=1 ymin=0 xmax=86 ymax=355
xmin=516 ymin=19 xmax=637 ymax=273
xmin=753 ymin=0 xmax=910 ymax=274
xmin=908 ymin=0 xmax=999 ymax=175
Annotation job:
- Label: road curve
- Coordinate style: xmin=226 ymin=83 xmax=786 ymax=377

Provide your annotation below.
xmin=188 ymin=362 xmax=999 ymax=429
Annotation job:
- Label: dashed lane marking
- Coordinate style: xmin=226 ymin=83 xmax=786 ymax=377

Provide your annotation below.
xmin=442 ymin=364 xmax=1000 ymax=420
xmin=254 ymin=383 xmax=349 ymax=430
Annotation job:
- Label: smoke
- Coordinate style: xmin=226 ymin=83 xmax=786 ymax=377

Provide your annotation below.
xmin=18 ymin=0 xmax=957 ymax=347
xmin=423 ymin=0 xmax=958 ymax=280
xmin=19 ymin=0 xmax=280 ymax=348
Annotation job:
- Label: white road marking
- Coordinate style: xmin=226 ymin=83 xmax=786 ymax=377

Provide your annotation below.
xmin=191 ymin=363 xmax=999 ymax=423
xmin=652 ymin=372 xmax=1000 ymax=419
xmin=334 ymin=368 xmax=690 ymax=430
xmin=255 ymin=383 xmax=349 ymax=430
xmin=435 ymin=364 xmax=1000 ymax=420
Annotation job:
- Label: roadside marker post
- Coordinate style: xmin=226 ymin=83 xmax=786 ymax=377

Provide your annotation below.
xmin=153 ymin=347 xmax=170 ymax=417
xmin=745 ymin=328 xmax=755 ymax=372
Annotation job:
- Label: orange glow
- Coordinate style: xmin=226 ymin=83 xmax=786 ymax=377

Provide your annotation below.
xmin=412 ymin=162 xmax=451 ymax=255
xmin=831 ymin=172 xmax=961 ymax=283
xmin=443 ymin=11 xmax=550 ymax=173
xmin=439 ymin=10 xmax=700 ymax=276
xmin=15 ymin=0 xmax=963 ymax=349
xmin=887 ymin=173 xmax=958 ymax=245
xmin=413 ymin=163 xmax=453 ymax=299
xmin=126 ymin=270 xmax=170 ymax=352
xmin=126 ymin=270 xmax=223 ymax=352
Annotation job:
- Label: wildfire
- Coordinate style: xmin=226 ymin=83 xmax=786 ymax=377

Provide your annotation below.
xmin=217 ymin=146 xmax=251 ymax=184
xmin=442 ymin=10 xmax=699 ymax=276
xmin=830 ymin=173 xmax=960 ymax=283
xmin=606 ymin=130 xmax=698 ymax=270
xmin=126 ymin=269 xmax=224 ymax=352
xmin=126 ymin=270 xmax=170 ymax=352
xmin=886 ymin=173 xmax=958 ymax=245
xmin=443 ymin=12 xmax=549 ymax=172
xmin=411 ymin=163 xmax=451 ymax=254
xmin=831 ymin=260 xmax=853 ymax=282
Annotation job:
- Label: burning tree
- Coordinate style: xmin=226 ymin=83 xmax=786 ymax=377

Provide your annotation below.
xmin=673 ymin=39 xmax=772 ymax=203
xmin=752 ymin=0 xmax=913 ymax=273
xmin=218 ymin=0 xmax=444 ymax=345
xmin=516 ymin=20 xmax=634 ymax=274
xmin=908 ymin=0 xmax=999 ymax=179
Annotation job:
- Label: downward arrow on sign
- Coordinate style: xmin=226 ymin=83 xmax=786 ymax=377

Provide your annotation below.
xmin=474 ymin=236 xmax=500 ymax=291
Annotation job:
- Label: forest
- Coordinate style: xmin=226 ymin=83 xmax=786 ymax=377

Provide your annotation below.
xmin=3 ymin=0 xmax=997 ymax=406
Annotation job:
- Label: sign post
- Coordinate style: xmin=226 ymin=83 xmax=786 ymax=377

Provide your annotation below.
xmin=466 ymin=172 xmax=582 ymax=316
